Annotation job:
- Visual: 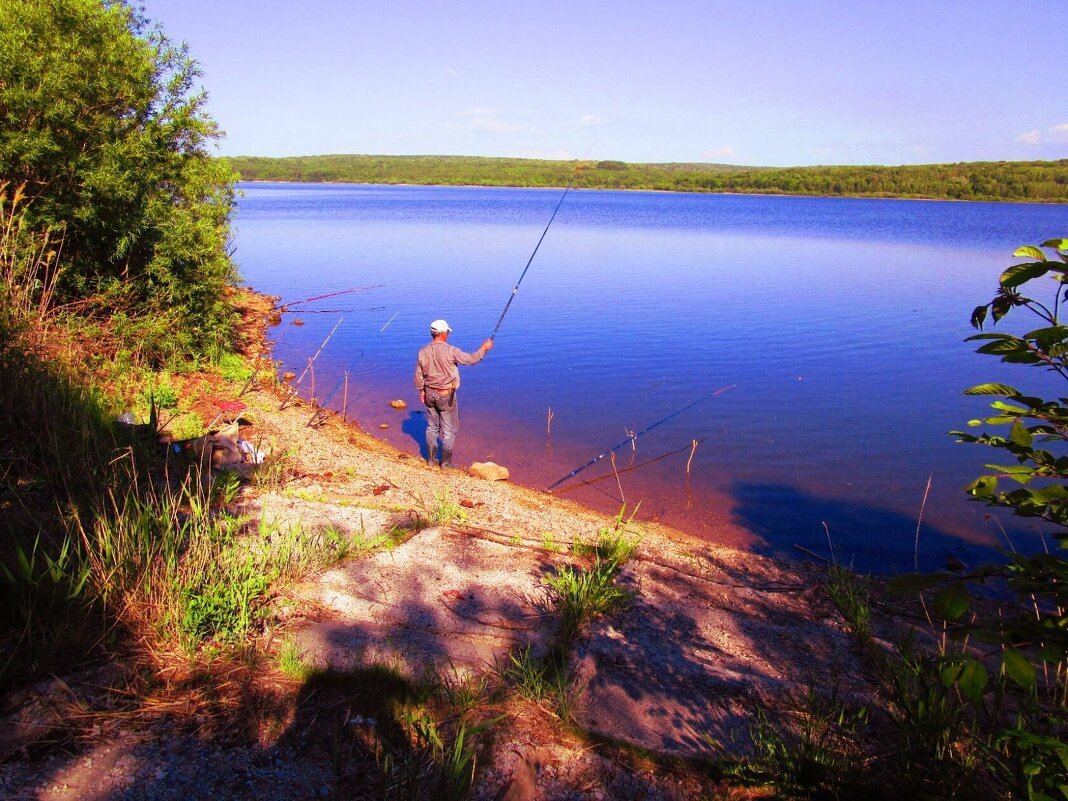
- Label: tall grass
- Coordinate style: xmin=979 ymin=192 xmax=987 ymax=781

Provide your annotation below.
xmin=0 ymin=187 xmax=340 ymax=689
xmin=544 ymin=559 xmax=632 ymax=643
xmin=0 ymin=182 xmax=61 ymax=332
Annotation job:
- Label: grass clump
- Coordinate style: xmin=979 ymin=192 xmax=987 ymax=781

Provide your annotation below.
xmin=502 ymin=645 xmax=571 ymax=722
xmin=277 ymin=639 xmax=321 ymax=682
xmin=544 ymin=559 xmax=632 ymax=642
xmin=824 ymin=564 xmax=872 ymax=644
xmin=428 ymin=489 xmax=467 ymax=525
xmin=725 ymin=691 xmax=870 ymax=799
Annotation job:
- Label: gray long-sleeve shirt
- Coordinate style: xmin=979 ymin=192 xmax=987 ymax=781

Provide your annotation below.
xmin=414 ymin=341 xmax=486 ymax=391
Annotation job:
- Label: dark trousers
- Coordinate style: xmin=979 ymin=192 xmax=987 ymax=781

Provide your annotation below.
xmin=424 ymin=388 xmax=459 ymax=451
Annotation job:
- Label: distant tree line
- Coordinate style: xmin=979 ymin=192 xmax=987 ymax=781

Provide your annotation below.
xmin=226 ymin=154 xmax=1068 ymax=203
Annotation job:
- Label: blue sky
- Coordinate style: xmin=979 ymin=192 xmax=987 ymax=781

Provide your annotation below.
xmin=141 ymin=0 xmax=1068 ymax=166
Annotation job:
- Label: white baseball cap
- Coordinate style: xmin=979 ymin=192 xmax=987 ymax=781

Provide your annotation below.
xmin=430 ymin=319 xmax=452 ymax=333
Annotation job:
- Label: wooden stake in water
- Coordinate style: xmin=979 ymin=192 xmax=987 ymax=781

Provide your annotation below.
xmin=609 ymin=451 xmax=626 ymax=505
xmin=685 ymin=438 xmax=698 ymax=478
xmin=342 ymin=372 xmax=349 ymax=423
xmin=546 ymin=407 xmax=554 ymax=437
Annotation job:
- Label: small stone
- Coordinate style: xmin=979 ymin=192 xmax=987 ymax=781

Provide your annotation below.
xmin=469 ymin=461 xmax=509 ymax=481
xmin=379 ymin=423 xmax=389 ymax=429
xmin=388 ymin=399 xmax=407 ymax=410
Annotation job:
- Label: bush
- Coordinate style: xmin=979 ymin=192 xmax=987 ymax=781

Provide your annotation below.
xmin=0 ymin=0 xmax=239 ymax=360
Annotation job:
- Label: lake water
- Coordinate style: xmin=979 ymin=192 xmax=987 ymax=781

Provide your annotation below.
xmin=233 ymin=182 xmax=1067 ymax=573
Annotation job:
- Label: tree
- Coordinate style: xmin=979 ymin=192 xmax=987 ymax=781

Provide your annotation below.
xmin=0 ymin=0 xmax=238 ymax=359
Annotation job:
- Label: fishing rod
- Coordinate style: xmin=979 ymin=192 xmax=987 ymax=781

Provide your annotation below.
xmin=307 ymin=351 xmax=366 ymax=427
xmin=292 ymin=316 xmax=344 ymax=387
xmin=279 ymin=315 xmax=345 ymax=410
xmin=546 ymin=384 xmax=736 ymax=491
xmin=551 ymin=432 xmax=721 ymax=494
xmin=490 ymin=157 xmax=588 ymax=340
xmin=281 ymin=285 xmax=383 ymax=309
xmin=307 ymin=310 xmax=398 ymax=425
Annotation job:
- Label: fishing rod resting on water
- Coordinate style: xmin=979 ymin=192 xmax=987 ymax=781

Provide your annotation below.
xmin=489 ymin=156 xmax=590 ymax=341
xmin=546 ymin=384 xmax=736 ymax=491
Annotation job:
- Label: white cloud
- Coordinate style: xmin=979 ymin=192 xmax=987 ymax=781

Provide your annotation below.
xmin=578 ymin=113 xmax=604 ymax=127
xmin=453 ymin=108 xmax=524 ymax=134
xmin=1048 ymin=123 xmax=1068 ymax=142
xmin=1016 ymin=130 xmax=1041 ymax=145
xmin=444 ymin=67 xmax=458 ymax=77
xmin=702 ymin=145 xmax=736 ymax=161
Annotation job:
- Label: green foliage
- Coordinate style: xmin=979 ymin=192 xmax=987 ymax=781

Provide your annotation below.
xmin=217 ymin=352 xmax=253 ymax=383
xmin=730 ymin=693 xmax=869 ymax=799
xmin=544 ymin=558 xmax=632 ymax=642
xmin=0 ymin=0 xmax=239 ymax=360
xmin=428 ymin=489 xmax=467 ymax=525
xmin=502 ymin=644 xmax=571 ymax=721
xmin=912 ymin=237 xmax=1068 ymax=797
xmin=229 ymin=153 xmax=1068 ymax=203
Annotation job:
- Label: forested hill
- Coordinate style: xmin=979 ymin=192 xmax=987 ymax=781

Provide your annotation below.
xmin=226 ymin=154 xmax=1068 ymax=202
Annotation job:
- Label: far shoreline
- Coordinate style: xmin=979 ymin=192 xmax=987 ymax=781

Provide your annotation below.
xmin=231 ymin=177 xmax=1068 ymax=206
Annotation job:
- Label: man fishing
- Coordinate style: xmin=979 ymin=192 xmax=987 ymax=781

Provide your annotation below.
xmin=415 ymin=319 xmax=493 ymax=468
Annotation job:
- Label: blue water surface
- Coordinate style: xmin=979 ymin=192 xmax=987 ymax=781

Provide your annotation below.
xmin=233 ymin=183 xmax=1068 ymax=573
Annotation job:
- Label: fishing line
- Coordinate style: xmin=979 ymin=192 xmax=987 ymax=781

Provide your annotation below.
xmin=546 ymin=384 xmax=736 ymax=491
xmin=490 ymin=148 xmax=593 ymax=340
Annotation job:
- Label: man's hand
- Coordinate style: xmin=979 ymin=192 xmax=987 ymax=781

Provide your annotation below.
xmin=480 ymin=338 xmax=494 ymax=353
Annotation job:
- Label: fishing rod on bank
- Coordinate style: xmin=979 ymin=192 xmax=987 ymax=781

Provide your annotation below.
xmin=546 ymin=384 xmax=736 ymax=491
xmin=280 ymin=285 xmax=383 ymax=310
xmin=306 ymin=350 xmax=365 ymax=427
xmin=489 ymin=151 xmax=592 ymax=341
xmin=306 ymin=310 xmax=400 ymax=426
xmin=278 ymin=315 xmax=344 ymax=410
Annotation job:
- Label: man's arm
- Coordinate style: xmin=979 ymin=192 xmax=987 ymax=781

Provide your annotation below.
xmin=412 ymin=358 xmax=425 ymax=393
xmin=452 ymin=339 xmax=494 ymax=365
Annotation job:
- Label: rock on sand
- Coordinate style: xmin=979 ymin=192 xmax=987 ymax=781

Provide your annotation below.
xmin=469 ymin=461 xmax=509 ymax=481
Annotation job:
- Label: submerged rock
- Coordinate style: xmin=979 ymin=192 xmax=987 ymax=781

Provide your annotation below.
xmin=469 ymin=461 xmax=509 ymax=481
